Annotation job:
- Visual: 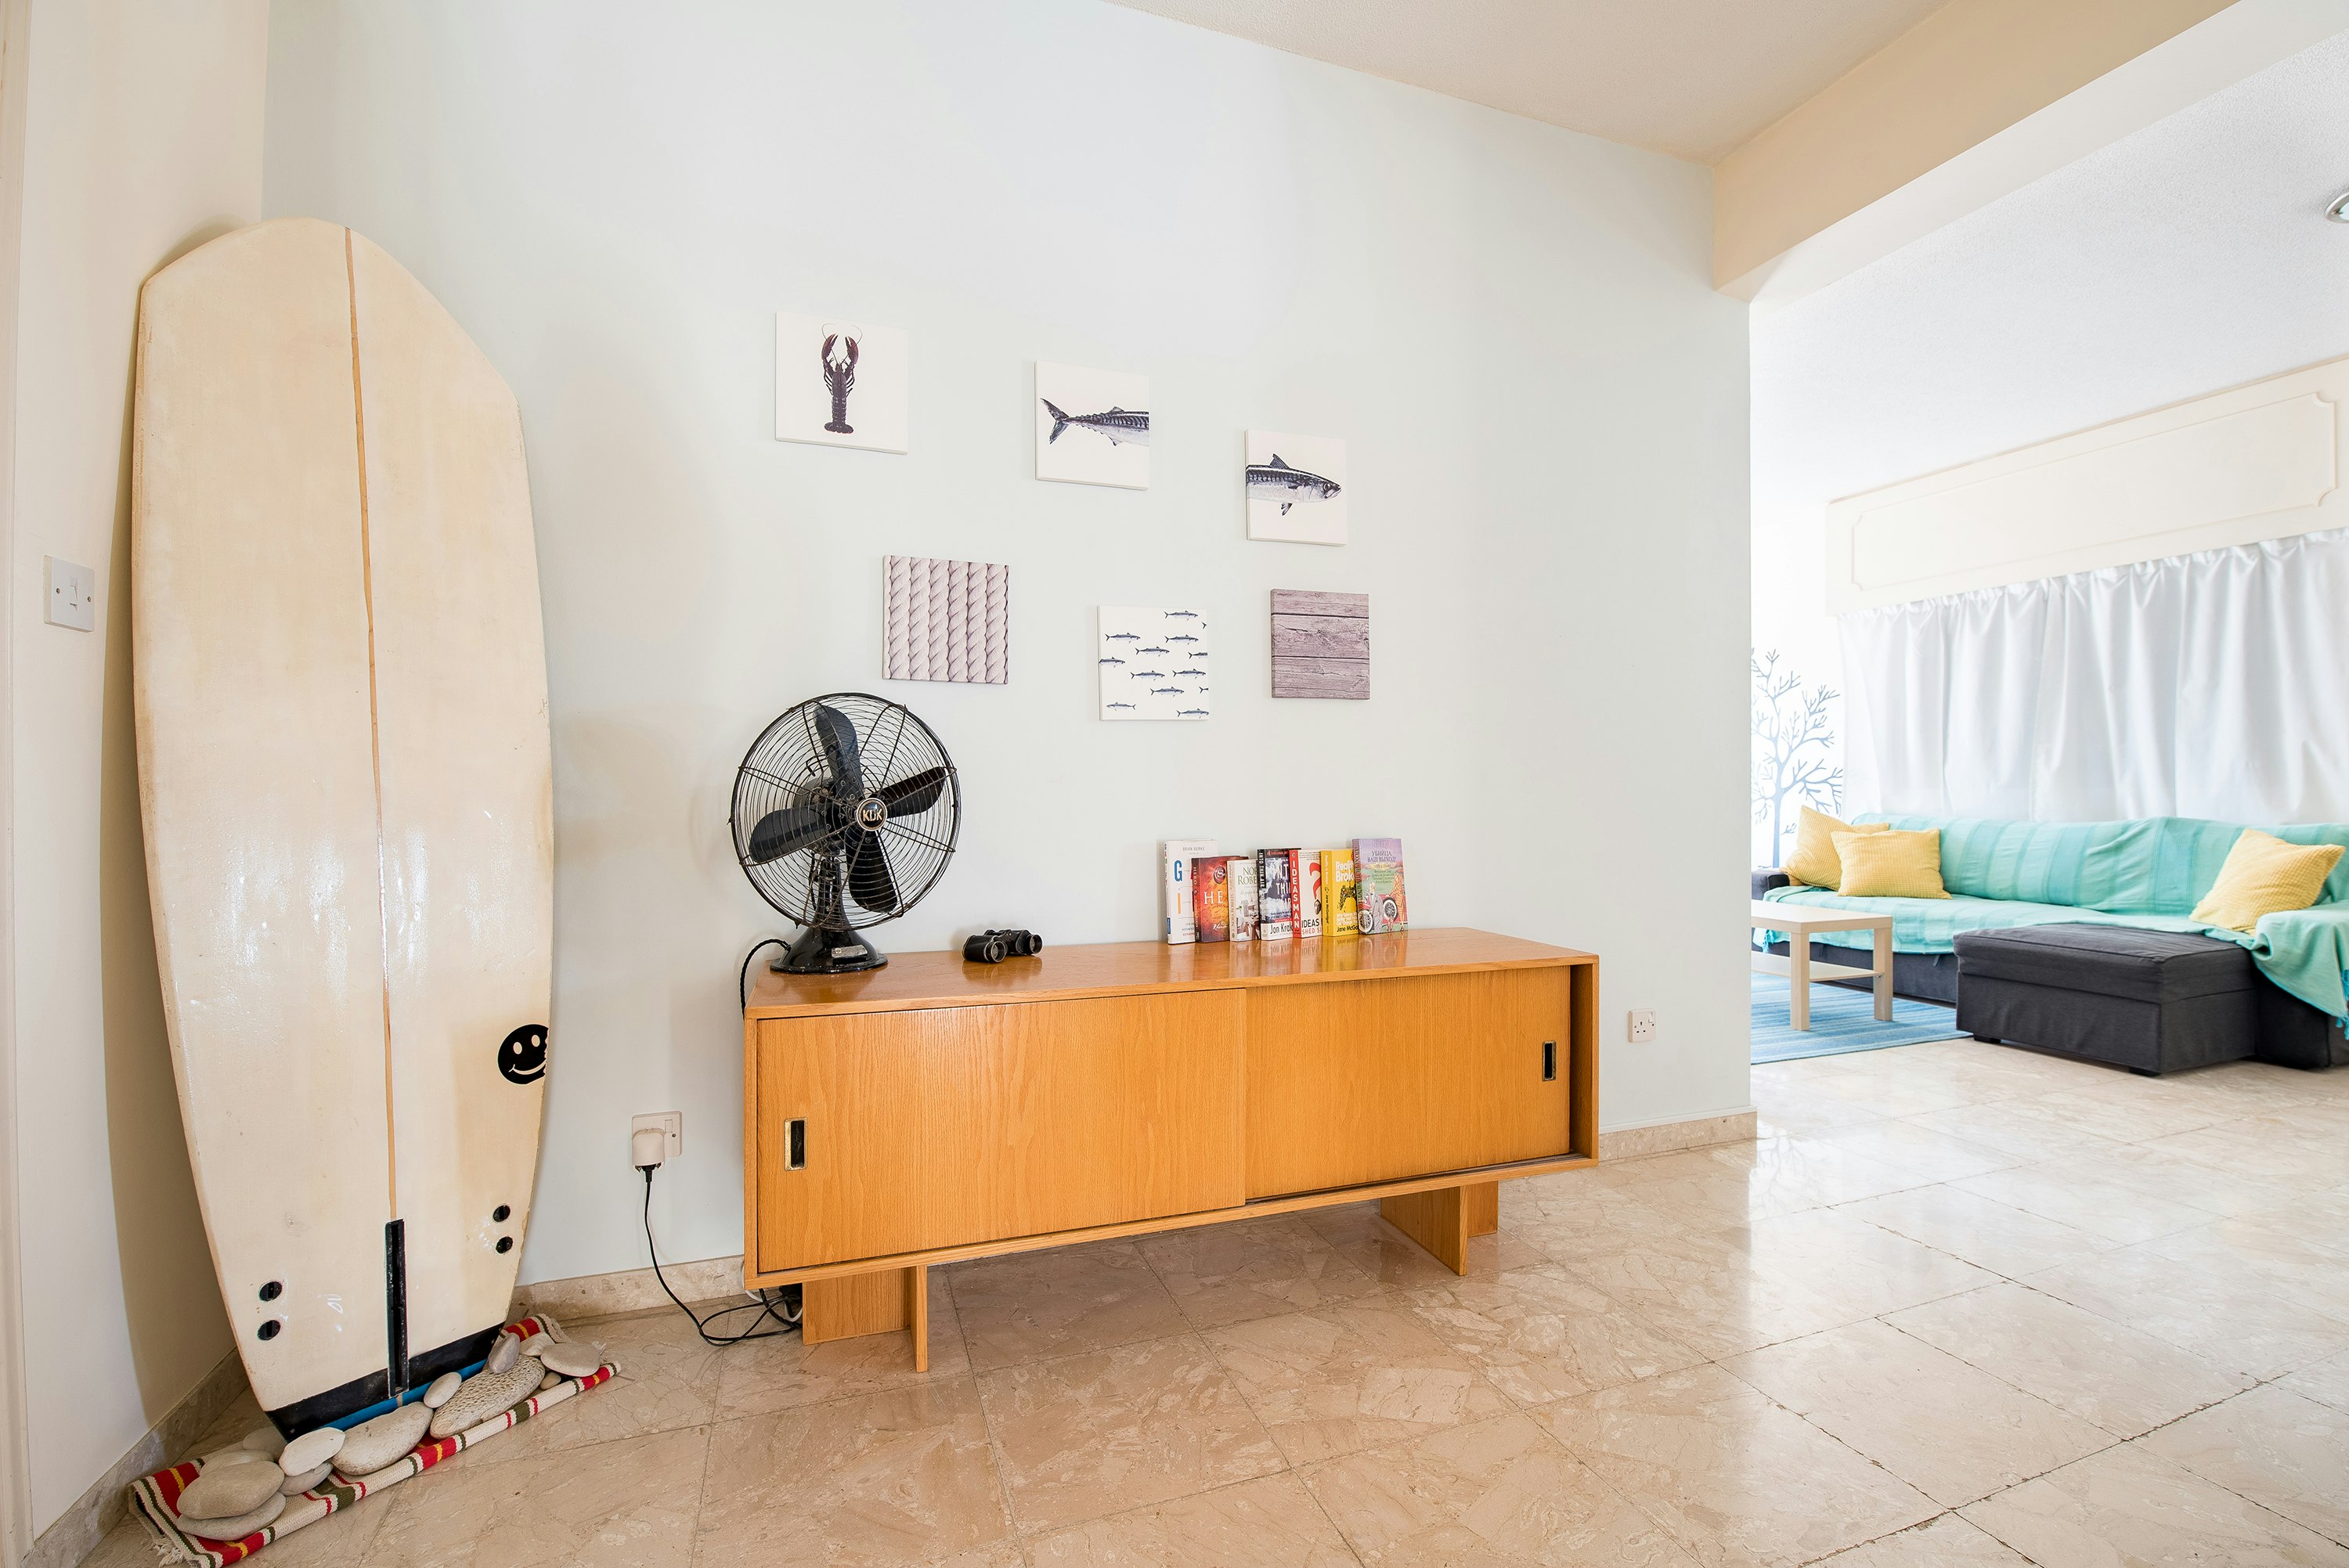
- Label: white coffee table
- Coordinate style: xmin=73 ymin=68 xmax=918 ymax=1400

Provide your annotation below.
xmin=1749 ymin=899 xmax=1893 ymax=1030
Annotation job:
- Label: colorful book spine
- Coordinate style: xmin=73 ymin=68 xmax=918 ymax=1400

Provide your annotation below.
xmin=1227 ymin=854 xmax=1257 ymax=943
xmin=1160 ymin=839 xmax=1218 ymax=944
xmin=1297 ymin=849 xmax=1322 ymax=939
xmin=1319 ymin=849 xmax=1358 ymax=935
xmin=1352 ymin=837 xmax=1408 ymax=933
xmin=1256 ymin=848 xmax=1297 ymax=940
xmin=1191 ymin=856 xmax=1234 ymax=942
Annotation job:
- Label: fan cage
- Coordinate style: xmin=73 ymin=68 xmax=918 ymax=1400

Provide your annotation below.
xmin=729 ymin=693 xmax=960 ymax=931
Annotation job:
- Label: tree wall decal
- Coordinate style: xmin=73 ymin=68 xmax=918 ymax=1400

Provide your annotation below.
xmin=1752 ymin=648 xmax=1841 ymax=865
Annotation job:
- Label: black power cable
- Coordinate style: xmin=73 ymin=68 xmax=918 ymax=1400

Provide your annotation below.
xmin=739 ymin=935 xmax=789 ymax=1009
xmin=640 ymin=1162 xmax=799 ymax=1346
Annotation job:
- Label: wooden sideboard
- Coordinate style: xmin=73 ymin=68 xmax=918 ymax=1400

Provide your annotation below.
xmin=742 ymin=927 xmax=1597 ymax=1368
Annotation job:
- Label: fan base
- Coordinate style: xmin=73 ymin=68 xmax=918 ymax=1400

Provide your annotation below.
xmin=774 ymin=925 xmax=888 ymax=975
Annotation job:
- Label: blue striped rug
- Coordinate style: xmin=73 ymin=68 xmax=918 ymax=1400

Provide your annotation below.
xmin=1752 ymin=972 xmax=1964 ymax=1064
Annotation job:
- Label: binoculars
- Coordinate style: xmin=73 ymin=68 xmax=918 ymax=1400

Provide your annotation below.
xmin=963 ymin=928 xmax=1045 ymax=964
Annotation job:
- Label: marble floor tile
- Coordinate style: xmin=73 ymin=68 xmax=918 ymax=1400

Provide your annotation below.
xmin=709 ymin=1272 xmax=969 ymax=1422
xmin=462 ymin=1305 xmax=720 ymax=1466
xmin=2134 ymin=1216 xmax=2349 ymax=1313
xmin=2026 ymin=1243 xmax=2349 ymax=1381
xmin=695 ymin=1379 xmax=1009 ymax=1566
xmin=1607 ymin=1137 xmax=1926 ymax=1227
xmin=363 ymin=1422 xmax=706 ymax=1567
xmin=1402 ymin=1263 xmax=1709 ymax=1405
xmin=1536 ymin=1364 xmax=1938 ymax=1567
xmin=1893 ymin=1101 xmax=2127 ymax=1166
xmin=1303 ymin=1412 xmax=1698 ymax=1566
xmin=1831 ymin=1184 xmax=2116 ymax=1279
xmin=1949 ymin=1162 xmax=2217 ymax=1246
xmin=947 ymin=1243 xmax=1189 ymax=1372
xmin=1810 ymin=1514 xmax=2033 ymax=1566
xmin=2138 ymin=1384 xmax=2349 ymax=1545
xmin=1138 ymin=1215 xmax=1383 ymax=1330
xmin=1732 ymin=1208 xmax=1996 ymax=1319
xmin=1722 ymin=1320 xmax=2110 ymax=1507
xmin=1205 ymin=1299 xmax=1511 ymax=1465
xmin=1809 ymin=1119 xmax=2026 ymax=1182
xmin=2005 ymin=1087 xmax=2232 ymax=1144
xmin=1562 ymin=1222 xmax=1871 ymax=1360
xmin=978 ymin=1333 xmax=1280 ymax=1531
xmin=2279 ymin=1348 xmax=2349 ymax=1412
xmin=1885 ymin=1282 xmax=2252 ymax=1438
xmin=1961 ymin=1443 xmax=2349 ymax=1568
xmin=1023 ymin=1473 xmax=1355 ymax=1567
xmin=2016 ymin=1143 xmax=2308 ymax=1220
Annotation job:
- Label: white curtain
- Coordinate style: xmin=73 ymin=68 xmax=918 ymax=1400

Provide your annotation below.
xmin=1841 ymin=527 xmax=2349 ymax=823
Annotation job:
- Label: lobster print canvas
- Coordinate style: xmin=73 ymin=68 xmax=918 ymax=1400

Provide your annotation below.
xmin=775 ymin=312 xmax=909 ymax=453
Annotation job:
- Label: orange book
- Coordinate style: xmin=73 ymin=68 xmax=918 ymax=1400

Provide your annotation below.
xmin=1190 ymin=855 xmax=1235 ymax=942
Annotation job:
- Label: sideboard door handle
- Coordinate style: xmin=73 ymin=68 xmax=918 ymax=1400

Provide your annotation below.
xmin=1542 ymin=1041 xmax=1557 ymax=1082
xmin=786 ymin=1118 xmax=806 ymax=1170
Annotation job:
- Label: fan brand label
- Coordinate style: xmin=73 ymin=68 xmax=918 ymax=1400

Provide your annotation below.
xmin=832 ymin=946 xmax=864 ymax=959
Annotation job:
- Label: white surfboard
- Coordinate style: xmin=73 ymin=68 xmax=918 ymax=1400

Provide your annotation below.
xmin=132 ymin=218 xmax=551 ymax=1433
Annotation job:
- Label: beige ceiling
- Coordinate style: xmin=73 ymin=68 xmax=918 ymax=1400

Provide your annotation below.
xmin=1105 ymin=0 xmax=1951 ymax=163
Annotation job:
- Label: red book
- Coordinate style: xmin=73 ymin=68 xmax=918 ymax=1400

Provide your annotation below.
xmin=1190 ymin=856 xmax=1235 ymax=942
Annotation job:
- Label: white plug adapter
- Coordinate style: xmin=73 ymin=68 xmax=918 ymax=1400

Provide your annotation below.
xmin=631 ymin=1125 xmax=667 ymax=1170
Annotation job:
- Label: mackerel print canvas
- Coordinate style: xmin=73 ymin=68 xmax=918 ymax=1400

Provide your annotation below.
xmin=884 ymin=556 xmax=1009 ymax=684
xmin=1099 ymin=607 xmax=1209 ymax=721
xmin=1246 ymin=430 xmax=1347 ymax=545
xmin=775 ymin=312 xmax=908 ymax=453
xmin=1037 ymin=362 xmax=1149 ymax=489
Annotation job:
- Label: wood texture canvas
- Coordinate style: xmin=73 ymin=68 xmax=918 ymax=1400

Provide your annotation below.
xmin=885 ymin=556 xmax=1009 ymax=683
xmin=1271 ymin=589 xmax=1369 ymax=699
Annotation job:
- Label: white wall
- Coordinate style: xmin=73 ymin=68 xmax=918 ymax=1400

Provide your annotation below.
xmin=1752 ymin=27 xmax=2349 ymax=859
xmin=262 ymin=1 xmax=1750 ymax=1289
xmin=6 ymin=0 xmax=269 ymax=1533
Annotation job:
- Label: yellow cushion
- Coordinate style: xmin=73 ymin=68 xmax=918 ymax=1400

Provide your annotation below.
xmin=1835 ymin=828 xmax=1950 ymax=899
xmin=2190 ymin=829 xmax=2344 ymax=932
xmin=1784 ymin=806 xmax=1889 ymax=890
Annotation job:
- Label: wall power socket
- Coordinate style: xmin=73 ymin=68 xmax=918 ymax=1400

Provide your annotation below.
xmin=1628 ymin=1009 xmax=1658 ymax=1044
xmin=631 ymin=1112 xmax=683 ymax=1168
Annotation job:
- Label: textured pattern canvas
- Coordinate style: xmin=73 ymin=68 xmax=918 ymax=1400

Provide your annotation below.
xmin=884 ymin=556 xmax=1009 ymax=684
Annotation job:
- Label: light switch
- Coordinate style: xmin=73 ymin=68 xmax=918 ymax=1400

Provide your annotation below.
xmin=45 ymin=557 xmax=94 ymax=631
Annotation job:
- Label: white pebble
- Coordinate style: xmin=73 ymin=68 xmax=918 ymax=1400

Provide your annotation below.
xmin=277 ymin=1425 xmax=343 ymax=1475
xmin=538 ymin=1341 xmax=602 ymax=1379
xmin=484 ymin=1333 xmax=521 ymax=1375
xmin=280 ymin=1461 xmax=333 ymax=1495
xmin=421 ymin=1372 xmax=461 ymax=1408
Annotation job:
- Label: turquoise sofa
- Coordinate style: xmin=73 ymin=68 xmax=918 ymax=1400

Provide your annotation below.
xmin=1759 ymin=815 xmax=2349 ymax=1026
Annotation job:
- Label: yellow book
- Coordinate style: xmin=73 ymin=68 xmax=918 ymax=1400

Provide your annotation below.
xmin=1319 ymin=849 xmax=1359 ymax=936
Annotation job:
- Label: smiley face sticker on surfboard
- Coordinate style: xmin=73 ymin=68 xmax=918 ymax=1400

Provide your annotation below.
xmin=132 ymin=218 xmax=553 ymax=1435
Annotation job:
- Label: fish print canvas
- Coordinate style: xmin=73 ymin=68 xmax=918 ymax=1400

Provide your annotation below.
xmin=1037 ymin=362 xmax=1149 ymax=489
xmin=1099 ymin=606 xmax=1208 ymax=721
xmin=1246 ymin=430 xmax=1347 ymax=546
xmin=776 ymin=312 xmax=908 ymax=453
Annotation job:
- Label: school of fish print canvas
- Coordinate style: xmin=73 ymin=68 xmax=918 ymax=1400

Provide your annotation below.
xmin=1037 ymin=362 xmax=1149 ymax=489
xmin=1246 ymin=429 xmax=1347 ymax=545
xmin=1099 ymin=606 xmax=1209 ymax=721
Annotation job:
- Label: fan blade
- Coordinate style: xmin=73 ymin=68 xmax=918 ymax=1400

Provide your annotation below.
xmin=746 ymin=805 xmax=828 ymax=864
xmin=846 ymin=834 xmax=901 ymax=914
xmin=876 ymin=766 xmax=948 ymax=817
xmin=810 ymin=703 xmax=864 ymax=795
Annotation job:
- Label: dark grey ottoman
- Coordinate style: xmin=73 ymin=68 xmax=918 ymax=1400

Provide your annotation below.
xmin=1954 ymin=925 xmax=2257 ymax=1076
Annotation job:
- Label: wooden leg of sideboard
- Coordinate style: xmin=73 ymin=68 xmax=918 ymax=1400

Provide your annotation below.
xmin=907 ymin=1263 xmax=929 ymax=1373
xmin=1463 ymin=1181 xmax=1499 ymax=1238
xmin=802 ymin=1264 xmax=930 ymax=1369
xmin=1381 ymin=1185 xmax=1470 ymax=1274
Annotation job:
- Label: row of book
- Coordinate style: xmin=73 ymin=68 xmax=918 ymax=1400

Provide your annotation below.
xmin=1161 ymin=838 xmax=1409 ymax=944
